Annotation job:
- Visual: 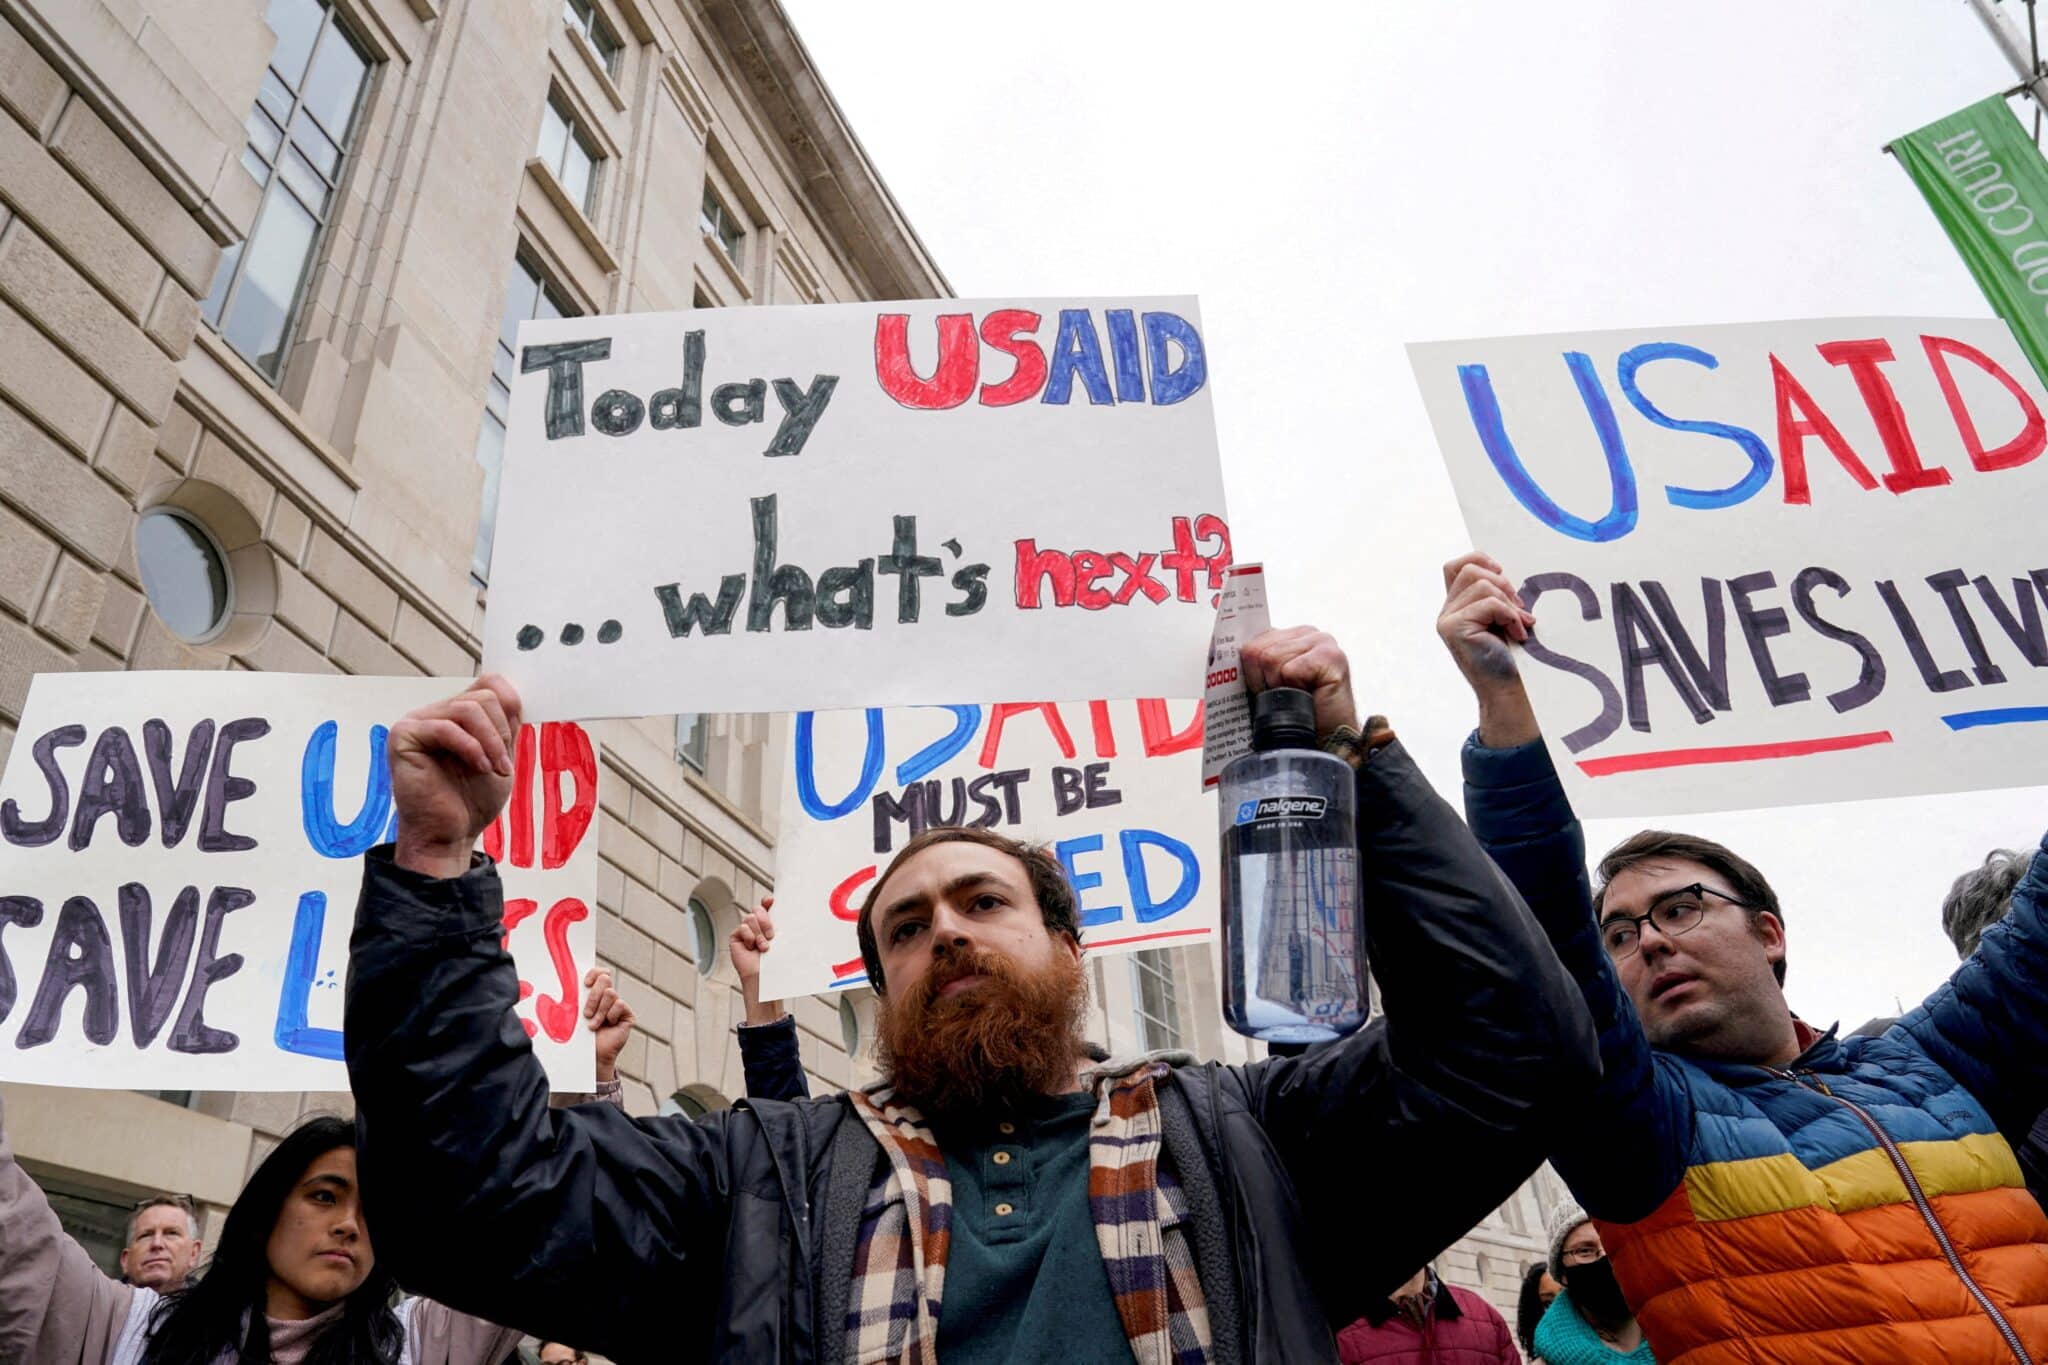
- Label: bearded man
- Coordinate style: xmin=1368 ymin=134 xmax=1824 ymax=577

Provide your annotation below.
xmin=345 ymin=627 xmax=1598 ymax=1363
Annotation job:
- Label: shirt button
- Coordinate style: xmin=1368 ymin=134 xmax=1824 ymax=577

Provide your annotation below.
xmin=995 ymin=1203 xmax=1015 ymax=1217
xmin=998 ymin=1122 xmax=1016 ymax=1135
xmin=993 ymin=1151 xmax=1013 ymax=1165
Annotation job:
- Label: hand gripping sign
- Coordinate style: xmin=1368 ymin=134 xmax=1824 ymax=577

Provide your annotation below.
xmin=1411 ymin=316 xmax=2048 ymax=816
xmin=761 ymin=698 xmax=1218 ymax=999
xmin=0 ymin=673 xmax=598 ymax=1090
xmin=481 ymin=298 xmax=1230 ymax=720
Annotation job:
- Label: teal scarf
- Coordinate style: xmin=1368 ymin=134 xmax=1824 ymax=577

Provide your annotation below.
xmin=1532 ymin=1290 xmax=1656 ymax=1365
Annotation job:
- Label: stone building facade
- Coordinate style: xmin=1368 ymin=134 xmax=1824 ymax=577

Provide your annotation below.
xmin=0 ymin=0 xmax=1556 ymax=1337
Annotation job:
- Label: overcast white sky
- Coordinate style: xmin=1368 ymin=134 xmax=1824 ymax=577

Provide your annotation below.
xmin=780 ymin=0 xmax=2048 ymax=1028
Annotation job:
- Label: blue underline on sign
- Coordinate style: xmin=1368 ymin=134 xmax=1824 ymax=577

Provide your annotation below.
xmin=1940 ymin=706 xmax=2048 ymax=731
xmin=829 ymin=972 xmax=868 ymax=989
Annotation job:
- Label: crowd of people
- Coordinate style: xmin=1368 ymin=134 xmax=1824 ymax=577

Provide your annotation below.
xmin=0 ymin=549 xmax=2042 ymax=1363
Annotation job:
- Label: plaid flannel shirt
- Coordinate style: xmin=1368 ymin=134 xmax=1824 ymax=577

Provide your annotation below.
xmin=845 ymin=1059 xmax=1213 ymax=1365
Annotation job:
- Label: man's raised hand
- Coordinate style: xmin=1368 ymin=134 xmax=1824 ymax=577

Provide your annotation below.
xmin=388 ymin=674 xmax=523 ymax=879
xmin=1240 ymin=625 xmax=1359 ymax=742
xmin=1436 ymin=552 xmax=1541 ymax=748
xmin=583 ymin=967 xmax=635 ymax=1083
xmin=732 ymin=898 xmax=787 ymax=1027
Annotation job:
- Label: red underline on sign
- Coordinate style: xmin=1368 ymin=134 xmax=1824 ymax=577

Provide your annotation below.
xmin=1576 ymin=730 xmax=1895 ymax=777
xmin=1090 ymin=928 xmax=1212 ymax=949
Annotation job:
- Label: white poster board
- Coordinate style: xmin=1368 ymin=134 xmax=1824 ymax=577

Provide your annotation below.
xmin=761 ymin=698 xmax=1217 ymax=998
xmin=0 ymin=673 xmax=598 ymax=1089
xmin=1411 ymin=316 xmax=2048 ymax=816
xmin=482 ymin=299 xmax=1231 ymax=720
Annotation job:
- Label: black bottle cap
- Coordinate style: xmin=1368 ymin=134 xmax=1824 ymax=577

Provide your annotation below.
xmin=1251 ymin=688 xmax=1319 ymax=752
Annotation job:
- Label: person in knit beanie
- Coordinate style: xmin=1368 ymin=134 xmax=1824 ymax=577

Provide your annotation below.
xmin=1534 ymin=1199 xmax=1654 ymax=1364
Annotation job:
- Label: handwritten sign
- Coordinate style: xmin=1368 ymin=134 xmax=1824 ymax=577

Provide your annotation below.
xmin=0 ymin=673 xmax=597 ymax=1089
xmin=481 ymin=299 xmax=1231 ymax=720
xmin=1411 ymin=317 xmax=2048 ymax=816
xmin=760 ymin=699 xmax=1217 ymax=998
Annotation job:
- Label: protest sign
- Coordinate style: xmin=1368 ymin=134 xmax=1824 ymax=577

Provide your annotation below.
xmin=0 ymin=673 xmax=598 ymax=1089
xmin=481 ymin=299 xmax=1230 ymax=720
xmin=759 ymin=698 xmax=1216 ymax=998
xmin=1410 ymin=316 xmax=2048 ymax=816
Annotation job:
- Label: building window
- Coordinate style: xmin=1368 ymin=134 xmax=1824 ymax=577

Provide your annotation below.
xmin=203 ymin=0 xmax=371 ymax=381
xmin=661 ymin=1090 xmax=709 ymax=1120
xmin=536 ymin=89 xmax=602 ymax=215
xmin=687 ymin=897 xmax=718 ymax=972
xmin=473 ymin=255 xmax=575 ymax=582
xmin=135 ymin=508 xmax=233 ymax=643
xmin=676 ymin=713 xmax=708 ymax=771
xmin=700 ymin=186 xmax=744 ymax=269
xmin=563 ymin=0 xmax=622 ymax=77
xmin=838 ymin=993 xmax=863 ymax=1055
xmin=1130 ymin=949 xmax=1181 ymax=1052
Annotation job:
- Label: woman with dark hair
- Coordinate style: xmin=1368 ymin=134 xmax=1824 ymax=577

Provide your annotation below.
xmin=1516 ymin=1259 xmax=1561 ymax=1363
xmin=0 ymin=972 xmax=633 ymax=1364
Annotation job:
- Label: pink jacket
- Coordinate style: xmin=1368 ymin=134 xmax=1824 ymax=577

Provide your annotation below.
xmin=1337 ymin=1284 xmax=1522 ymax=1365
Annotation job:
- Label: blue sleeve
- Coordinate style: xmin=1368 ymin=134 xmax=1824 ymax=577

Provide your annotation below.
xmin=1898 ymin=828 xmax=2048 ymax=1145
xmin=1461 ymin=734 xmax=1691 ymax=1222
xmin=737 ymin=1015 xmax=811 ymax=1100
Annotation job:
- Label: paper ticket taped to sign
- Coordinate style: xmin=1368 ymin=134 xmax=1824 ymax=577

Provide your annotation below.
xmin=1201 ymin=563 xmax=1269 ymax=788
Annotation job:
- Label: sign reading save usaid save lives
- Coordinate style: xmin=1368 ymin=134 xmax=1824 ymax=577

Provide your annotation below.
xmin=481 ymin=300 xmax=1230 ymax=721
xmin=1411 ymin=317 xmax=2048 ymax=816
xmin=0 ymin=673 xmax=598 ymax=1090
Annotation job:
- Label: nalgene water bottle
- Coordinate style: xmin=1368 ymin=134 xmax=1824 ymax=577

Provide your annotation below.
xmin=1219 ymin=687 xmax=1367 ymax=1043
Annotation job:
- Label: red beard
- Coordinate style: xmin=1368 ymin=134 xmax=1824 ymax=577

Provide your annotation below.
xmin=873 ymin=944 xmax=1088 ymax=1117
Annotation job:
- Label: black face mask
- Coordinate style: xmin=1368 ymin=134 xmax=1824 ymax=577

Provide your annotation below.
xmin=1564 ymin=1256 xmax=1632 ymax=1324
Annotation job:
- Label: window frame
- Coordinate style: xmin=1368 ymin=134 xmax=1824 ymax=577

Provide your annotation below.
xmin=1129 ymin=948 xmax=1182 ymax=1052
xmin=203 ymin=0 xmax=374 ymax=384
xmin=472 ymin=251 xmax=578 ymax=585
xmin=676 ymin=712 xmax=708 ymax=772
xmin=699 ymin=184 xmax=745 ymax=270
xmin=563 ymin=0 xmax=623 ymax=77
xmin=134 ymin=506 xmax=236 ymax=645
xmin=537 ymin=85 xmax=604 ymax=217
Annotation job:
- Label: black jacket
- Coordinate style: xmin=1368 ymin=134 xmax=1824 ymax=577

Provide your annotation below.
xmin=345 ymin=741 xmax=1598 ymax=1363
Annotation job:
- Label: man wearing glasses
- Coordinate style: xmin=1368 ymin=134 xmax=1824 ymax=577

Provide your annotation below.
xmin=1437 ymin=551 xmax=2048 ymax=1364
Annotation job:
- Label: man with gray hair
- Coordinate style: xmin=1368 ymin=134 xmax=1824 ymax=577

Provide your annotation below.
xmin=1944 ymin=846 xmax=2047 ymax=1204
xmin=1945 ymin=847 xmax=2038 ymax=958
xmin=116 ymin=1194 xmax=201 ymax=1293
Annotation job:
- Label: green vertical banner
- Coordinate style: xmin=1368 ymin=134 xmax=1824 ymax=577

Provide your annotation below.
xmin=1893 ymin=95 xmax=2048 ymax=388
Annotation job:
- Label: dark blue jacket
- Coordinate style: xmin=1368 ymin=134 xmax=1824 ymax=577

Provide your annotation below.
xmin=345 ymin=740 xmax=1600 ymax=1363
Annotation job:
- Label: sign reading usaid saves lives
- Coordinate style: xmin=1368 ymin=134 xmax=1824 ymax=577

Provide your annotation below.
xmin=761 ymin=699 xmax=1216 ymax=998
xmin=0 ymin=673 xmax=598 ymax=1090
xmin=1412 ymin=317 xmax=2048 ymax=816
xmin=482 ymin=299 xmax=1230 ymax=720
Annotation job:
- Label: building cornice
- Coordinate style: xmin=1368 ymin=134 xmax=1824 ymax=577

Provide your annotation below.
xmin=692 ymin=0 xmax=950 ymax=302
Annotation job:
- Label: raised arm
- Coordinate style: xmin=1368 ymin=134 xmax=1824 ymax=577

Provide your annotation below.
xmin=730 ymin=899 xmax=810 ymax=1101
xmin=346 ymin=678 xmax=735 ymax=1359
xmin=1899 ymin=827 xmax=2048 ymax=1145
xmin=1439 ymin=552 xmax=1690 ymax=1221
xmin=1232 ymin=627 xmax=1600 ymax=1315
xmin=0 ymin=1090 xmax=140 ymax=1362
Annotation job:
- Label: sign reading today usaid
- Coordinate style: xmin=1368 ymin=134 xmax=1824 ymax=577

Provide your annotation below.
xmin=483 ymin=299 xmax=1230 ymax=721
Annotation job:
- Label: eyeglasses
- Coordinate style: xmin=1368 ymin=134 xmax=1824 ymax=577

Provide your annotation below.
xmin=1560 ymin=1244 xmax=1604 ymax=1265
xmin=1598 ymin=883 xmax=1750 ymax=961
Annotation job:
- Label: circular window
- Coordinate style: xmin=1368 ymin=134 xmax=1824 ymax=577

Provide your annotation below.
xmin=135 ymin=508 xmax=232 ymax=642
xmin=687 ymin=898 xmax=718 ymax=973
xmin=838 ymin=994 xmax=863 ymax=1055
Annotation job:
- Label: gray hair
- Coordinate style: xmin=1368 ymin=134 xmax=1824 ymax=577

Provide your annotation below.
xmin=1942 ymin=849 xmax=2034 ymax=959
xmin=126 ymin=1194 xmax=199 ymax=1245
